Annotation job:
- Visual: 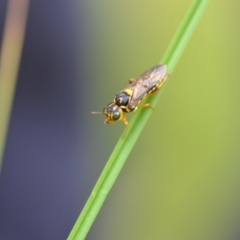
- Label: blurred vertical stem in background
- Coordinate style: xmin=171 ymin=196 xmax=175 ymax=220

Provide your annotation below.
xmin=0 ymin=0 xmax=30 ymax=174
xmin=68 ymin=0 xmax=209 ymax=239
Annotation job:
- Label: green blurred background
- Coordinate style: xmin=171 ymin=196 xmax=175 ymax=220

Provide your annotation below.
xmin=1 ymin=0 xmax=240 ymax=239
xmin=84 ymin=0 xmax=240 ymax=239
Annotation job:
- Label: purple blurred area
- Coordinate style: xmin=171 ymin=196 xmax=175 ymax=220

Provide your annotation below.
xmin=0 ymin=1 xmax=89 ymax=239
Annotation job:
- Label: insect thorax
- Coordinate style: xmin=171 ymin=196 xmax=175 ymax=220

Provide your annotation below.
xmin=114 ymin=91 xmax=130 ymax=106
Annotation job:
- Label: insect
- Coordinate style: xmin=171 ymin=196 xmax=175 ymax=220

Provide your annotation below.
xmin=92 ymin=64 xmax=168 ymax=128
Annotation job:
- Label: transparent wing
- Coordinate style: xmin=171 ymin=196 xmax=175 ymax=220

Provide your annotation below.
xmin=128 ymin=64 xmax=167 ymax=107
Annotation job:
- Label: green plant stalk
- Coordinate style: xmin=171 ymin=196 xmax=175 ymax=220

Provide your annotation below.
xmin=0 ymin=0 xmax=30 ymax=174
xmin=68 ymin=0 xmax=209 ymax=239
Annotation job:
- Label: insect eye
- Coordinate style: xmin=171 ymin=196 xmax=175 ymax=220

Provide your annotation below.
xmin=113 ymin=110 xmax=120 ymax=120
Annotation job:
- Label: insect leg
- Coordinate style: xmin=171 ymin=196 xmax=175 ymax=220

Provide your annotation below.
xmin=121 ymin=115 xmax=129 ymax=127
xmin=128 ymin=78 xmax=135 ymax=84
xmin=138 ymin=102 xmax=154 ymax=110
xmin=121 ymin=115 xmax=129 ymax=138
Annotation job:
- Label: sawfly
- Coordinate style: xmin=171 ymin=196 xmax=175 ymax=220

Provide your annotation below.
xmin=92 ymin=64 xmax=168 ymax=128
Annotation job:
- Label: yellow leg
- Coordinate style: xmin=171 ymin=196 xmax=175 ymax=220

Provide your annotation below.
xmin=138 ymin=102 xmax=154 ymax=110
xmin=121 ymin=115 xmax=129 ymax=127
xmin=121 ymin=116 xmax=129 ymax=138
xmin=129 ymin=78 xmax=135 ymax=84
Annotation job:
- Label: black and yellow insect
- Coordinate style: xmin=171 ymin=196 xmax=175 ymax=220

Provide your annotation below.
xmin=92 ymin=64 xmax=167 ymax=128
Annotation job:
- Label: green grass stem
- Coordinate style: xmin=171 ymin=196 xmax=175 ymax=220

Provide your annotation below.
xmin=68 ymin=0 xmax=209 ymax=239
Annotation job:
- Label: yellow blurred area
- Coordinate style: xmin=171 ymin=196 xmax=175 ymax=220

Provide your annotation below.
xmin=82 ymin=0 xmax=240 ymax=239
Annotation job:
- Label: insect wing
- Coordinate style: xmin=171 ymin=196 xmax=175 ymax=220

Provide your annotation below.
xmin=128 ymin=64 xmax=167 ymax=107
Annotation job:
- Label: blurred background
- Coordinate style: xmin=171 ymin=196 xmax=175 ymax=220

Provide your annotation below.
xmin=0 ymin=0 xmax=240 ymax=239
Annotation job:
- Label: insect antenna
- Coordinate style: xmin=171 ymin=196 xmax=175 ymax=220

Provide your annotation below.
xmin=91 ymin=111 xmax=102 ymax=114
